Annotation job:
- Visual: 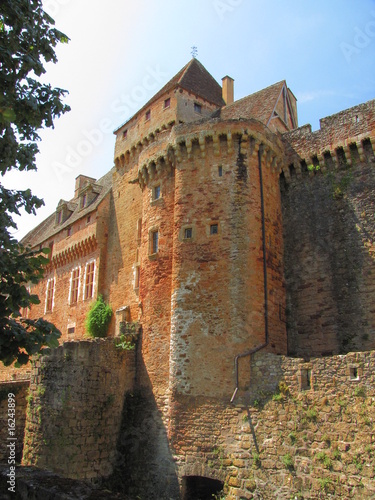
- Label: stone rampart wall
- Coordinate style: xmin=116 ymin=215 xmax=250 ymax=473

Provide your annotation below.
xmin=22 ymin=339 xmax=135 ymax=481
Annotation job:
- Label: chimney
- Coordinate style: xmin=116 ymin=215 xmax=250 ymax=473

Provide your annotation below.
xmin=222 ymin=75 xmax=234 ymax=105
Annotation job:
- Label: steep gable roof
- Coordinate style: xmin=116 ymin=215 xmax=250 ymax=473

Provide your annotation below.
xmin=114 ymin=59 xmax=225 ymax=133
xmin=217 ymin=80 xmax=297 ymax=130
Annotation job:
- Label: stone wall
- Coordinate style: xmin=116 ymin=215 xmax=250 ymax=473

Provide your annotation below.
xmin=99 ymin=349 xmax=375 ymax=499
xmin=0 ymin=381 xmax=29 ymax=463
xmin=281 ymin=142 xmax=375 ymax=357
xmin=22 ymin=339 xmax=135 ymax=481
xmin=168 ymin=350 xmax=375 ymax=499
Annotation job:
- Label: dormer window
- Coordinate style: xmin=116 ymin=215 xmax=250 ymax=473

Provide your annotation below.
xmin=194 ymin=103 xmax=202 ymax=114
xmin=56 ymin=200 xmax=74 ymax=225
xmin=145 ymin=110 xmax=151 ymax=121
xmin=78 ymin=183 xmax=101 ymax=210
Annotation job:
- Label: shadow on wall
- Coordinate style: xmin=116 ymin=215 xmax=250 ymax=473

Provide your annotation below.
xmin=281 ymin=157 xmax=375 ymax=357
xmin=103 ymin=357 xmax=180 ymax=499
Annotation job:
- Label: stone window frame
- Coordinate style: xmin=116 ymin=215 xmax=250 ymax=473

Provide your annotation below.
xmin=299 ymin=364 xmax=312 ymax=391
xmin=149 ymin=227 xmax=159 ymax=257
xmin=84 ymin=260 xmax=96 ymax=300
xmin=348 ymin=364 xmax=362 ymax=381
xmin=69 ymin=266 xmax=81 ymax=305
xmin=164 ymin=97 xmax=171 ymax=109
xmin=209 ymin=221 xmax=220 ymax=236
xmin=45 ymin=277 xmax=55 ymax=313
xmin=179 ymin=224 xmax=195 ymax=242
xmin=194 ymin=102 xmax=202 ymax=114
xmin=133 ymin=264 xmax=140 ymax=291
xmin=152 ymin=184 xmax=162 ymax=203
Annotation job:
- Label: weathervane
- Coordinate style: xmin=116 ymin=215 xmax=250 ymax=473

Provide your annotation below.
xmin=191 ymin=46 xmax=198 ymax=59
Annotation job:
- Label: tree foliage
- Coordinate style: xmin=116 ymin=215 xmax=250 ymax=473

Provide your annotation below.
xmin=85 ymin=296 xmax=112 ymax=338
xmin=0 ymin=0 xmax=70 ymax=366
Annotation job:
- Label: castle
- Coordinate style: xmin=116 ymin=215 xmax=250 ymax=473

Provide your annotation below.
xmin=1 ymin=59 xmax=375 ymax=499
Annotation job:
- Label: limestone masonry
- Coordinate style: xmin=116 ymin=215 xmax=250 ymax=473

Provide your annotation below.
xmin=1 ymin=59 xmax=375 ymax=499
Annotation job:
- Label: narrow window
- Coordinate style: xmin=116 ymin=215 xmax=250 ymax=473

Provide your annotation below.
xmin=45 ymin=278 xmax=55 ymax=313
xmin=134 ymin=265 xmax=140 ymax=289
xmin=153 ymin=185 xmax=161 ymax=200
xmin=350 ymin=367 xmax=359 ymax=380
xmin=210 ymin=223 xmax=218 ymax=235
xmin=218 ymin=166 xmax=223 ymax=177
xmin=123 ymin=129 xmax=128 ymax=138
xmin=145 ymin=109 xmax=151 ymax=121
xmin=57 ymin=211 xmax=62 ymax=224
xmin=184 ymin=227 xmax=193 ymax=239
xmin=67 ymin=226 xmax=72 ymax=237
xmin=164 ymin=98 xmax=171 ymax=109
xmin=151 ymin=230 xmax=159 ymax=254
xmin=194 ymin=103 xmax=202 ymax=114
xmin=87 ymin=215 xmax=91 ymax=224
xmin=137 ymin=218 xmax=142 ymax=245
xmin=301 ymin=368 xmax=311 ymax=390
xmin=82 ymin=194 xmax=87 ymax=207
xmin=84 ymin=261 xmax=95 ymax=300
xmin=70 ymin=268 xmax=80 ymax=304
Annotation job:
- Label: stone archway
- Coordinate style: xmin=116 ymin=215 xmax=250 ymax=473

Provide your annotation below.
xmin=181 ymin=475 xmax=224 ymax=500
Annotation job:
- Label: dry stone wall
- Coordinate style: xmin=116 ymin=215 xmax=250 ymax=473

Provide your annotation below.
xmin=22 ymin=339 xmax=135 ymax=481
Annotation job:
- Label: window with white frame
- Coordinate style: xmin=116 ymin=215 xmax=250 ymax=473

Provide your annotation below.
xmin=45 ymin=278 xmax=55 ymax=313
xmin=69 ymin=267 xmax=80 ymax=304
xmin=84 ymin=261 xmax=95 ymax=300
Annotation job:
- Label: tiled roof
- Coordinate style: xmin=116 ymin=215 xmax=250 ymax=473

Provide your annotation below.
xmin=114 ymin=59 xmax=225 ymax=133
xmin=21 ymin=167 xmax=114 ymax=248
xmin=216 ymin=80 xmax=286 ymax=125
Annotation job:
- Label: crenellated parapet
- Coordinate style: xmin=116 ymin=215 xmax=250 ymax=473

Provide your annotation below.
xmin=282 ymin=98 xmax=375 ymax=182
xmin=281 ymin=132 xmax=375 ymax=183
xmin=114 ymin=121 xmax=175 ymax=172
xmin=130 ymin=119 xmax=285 ymax=188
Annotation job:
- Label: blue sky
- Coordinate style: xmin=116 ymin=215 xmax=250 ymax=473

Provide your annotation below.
xmin=6 ymin=0 xmax=375 ymax=239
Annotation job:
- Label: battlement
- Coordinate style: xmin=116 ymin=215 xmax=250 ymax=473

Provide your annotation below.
xmin=281 ymin=99 xmax=375 ymax=182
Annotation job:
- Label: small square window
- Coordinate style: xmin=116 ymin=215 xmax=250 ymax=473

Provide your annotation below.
xmin=153 ymin=185 xmax=161 ymax=200
xmin=145 ymin=110 xmax=151 ymax=121
xmin=194 ymin=103 xmax=202 ymax=114
xmin=184 ymin=228 xmax=193 ymax=239
xmin=350 ymin=367 xmax=359 ymax=380
xmin=123 ymin=129 xmax=128 ymax=139
xmin=164 ymin=98 xmax=171 ymax=109
xmin=151 ymin=230 xmax=159 ymax=254
xmin=210 ymin=224 xmax=218 ymax=235
xmin=67 ymin=326 xmax=75 ymax=335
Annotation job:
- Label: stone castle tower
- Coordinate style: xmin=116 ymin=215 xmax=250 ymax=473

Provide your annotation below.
xmin=1 ymin=59 xmax=375 ymax=499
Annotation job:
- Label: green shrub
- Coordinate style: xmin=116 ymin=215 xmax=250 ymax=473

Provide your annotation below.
xmin=85 ymin=295 xmax=112 ymax=338
xmin=282 ymin=453 xmax=294 ymax=470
